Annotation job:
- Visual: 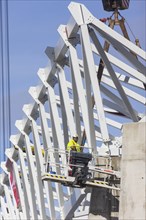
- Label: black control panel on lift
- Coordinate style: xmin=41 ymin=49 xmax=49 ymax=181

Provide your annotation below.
xmin=70 ymin=151 xmax=92 ymax=166
xmin=69 ymin=151 xmax=92 ymax=187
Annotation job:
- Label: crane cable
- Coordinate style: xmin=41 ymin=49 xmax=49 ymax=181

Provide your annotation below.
xmin=5 ymin=0 xmax=11 ymax=149
xmin=0 ymin=0 xmax=11 ymax=162
xmin=105 ymin=10 xmax=141 ymax=48
xmin=116 ymin=11 xmax=141 ymax=48
xmin=124 ymin=19 xmax=137 ymax=40
xmin=0 ymin=0 xmax=6 ymax=161
xmin=124 ymin=18 xmax=141 ymax=48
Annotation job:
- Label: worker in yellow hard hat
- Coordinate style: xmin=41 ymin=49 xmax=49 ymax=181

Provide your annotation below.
xmin=67 ymin=134 xmax=81 ymax=176
xmin=67 ymin=134 xmax=81 ymax=152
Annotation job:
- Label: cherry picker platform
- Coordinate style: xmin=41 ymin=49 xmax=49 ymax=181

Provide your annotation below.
xmin=42 ymin=151 xmax=120 ymax=191
xmin=42 ymin=173 xmax=120 ymax=190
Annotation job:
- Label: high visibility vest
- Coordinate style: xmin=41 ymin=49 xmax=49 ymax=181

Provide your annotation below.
xmin=67 ymin=139 xmax=81 ymax=152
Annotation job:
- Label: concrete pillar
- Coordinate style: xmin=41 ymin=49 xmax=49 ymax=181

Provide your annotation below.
xmin=89 ymin=187 xmax=110 ymax=220
xmin=88 ymin=157 xmax=120 ymax=220
xmin=89 ymin=156 xmax=110 ymax=220
xmin=119 ymin=122 xmax=146 ymax=220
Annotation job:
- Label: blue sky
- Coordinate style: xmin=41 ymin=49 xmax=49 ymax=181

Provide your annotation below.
xmin=1 ymin=0 xmax=146 ymax=158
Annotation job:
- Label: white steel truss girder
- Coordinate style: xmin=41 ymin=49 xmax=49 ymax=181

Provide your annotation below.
xmin=64 ymin=67 xmax=82 ymax=142
xmin=101 ymin=76 xmax=146 ymax=105
xmin=15 ymin=122 xmax=46 ymax=219
xmin=3 ymin=154 xmax=27 ymax=219
xmin=18 ymin=146 xmax=38 ymax=219
xmin=78 ymin=64 xmax=145 ymax=113
xmin=58 ymin=26 xmax=97 ymax=149
xmin=65 ymin=78 xmax=135 ymax=120
xmin=9 ymin=135 xmax=44 ymax=219
xmin=52 ymin=94 xmax=122 ymax=130
xmin=68 ymin=2 xmax=94 ymax=26
xmin=80 ymin=24 xmax=110 ymax=143
xmin=19 ymin=110 xmax=57 ymax=219
xmin=100 ymin=71 xmax=145 ymax=91
xmin=59 ymin=83 xmax=70 ymax=146
xmin=1 ymin=196 xmax=11 ymax=219
xmin=69 ymin=44 xmax=96 ymax=150
xmin=47 ymin=84 xmax=67 ymax=163
xmin=30 ymin=121 xmax=47 ymax=219
xmin=91 ymin=44 xmax=146 ymax=84
xmin=57 ymin=65 xmax=76 ymax=136
xmin=12 ymin=161 xmax=28 ymax=219
xmin=90 ymin=17 xmax=146 ymax=60
xmin=3 ymin=184 xmax=16 ymax=219
xmin=92 ymin=26 xmax=146 ymax=73
xmin=89 ymin=28 xmax=139 ymax=122
xmin=1 ymin=2 xmax=146 ymax=220
xmin=69 ymin=2 xmax=145 ymax=58
xmin=79 ymin=57 xmax=146 ymax=92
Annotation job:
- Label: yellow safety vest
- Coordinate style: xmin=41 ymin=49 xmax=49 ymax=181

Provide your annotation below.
xmin=67 ymin=139 xmax=81 ymax=152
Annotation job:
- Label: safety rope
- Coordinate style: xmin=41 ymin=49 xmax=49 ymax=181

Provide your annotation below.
xmin=125 ymin=19 xmax=136 ymax=40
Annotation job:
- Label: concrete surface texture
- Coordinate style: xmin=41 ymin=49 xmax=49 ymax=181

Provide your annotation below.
xmin=88 ymin=122 xmax=145 ymax=220
xmin=89 ymin=156 xmax=120 ymax=220
xmin=119 ymin=122 xmax=146 ymax=220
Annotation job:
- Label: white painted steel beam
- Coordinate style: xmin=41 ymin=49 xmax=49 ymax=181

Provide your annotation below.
xmin=3 ymin=185 xmax=16 ymax=220
xmin=69 ymin=44 xmax=96 ymax=149
xmin=18 ymin=146 xmax=38 ymax=219
xmin=80 ymin=24 xmax=110 ymax=143
xmin=92 ymin=26 xmax=146 ymax=73
xmin=57 ymin=65 xmax=76 ymax=136
xmin=1 ymin=2 xmax=146 ymax=220
xmin=1 ymin=196 xmax=11 ymax=219
xmin=91 ymin=45 xmax=146 ymax=84
xmin=15 ymin=120 xmax=45 ymax=219
xmin=89 ymin=28 xmax=139 ymax=122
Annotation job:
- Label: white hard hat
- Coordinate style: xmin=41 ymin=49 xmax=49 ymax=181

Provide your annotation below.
xmin=73 ymin=134 xmax=78 ymax=138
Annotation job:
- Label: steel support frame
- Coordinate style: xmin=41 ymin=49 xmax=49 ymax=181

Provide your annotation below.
xmin=38 ymin=68 xmax=82 ymax=219
xmin=29 ymin=85 xmax=66 ymax=220
xmin=4 ymin=150 xmax=28 ymax=219
xmin=10 ymin=134 xmax=39 ymax=220
xmin=0 ymin=1 xmax=146 ymax=220
xmin=15 ymin=119 xmax=47 ymax=219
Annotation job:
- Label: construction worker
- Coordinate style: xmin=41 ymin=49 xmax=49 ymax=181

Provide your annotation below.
xmin=21 ymin=145 xmax=45 ymax=157
xmin=67 ymin=134 xmax=81 ymax=152
xmin=66 ymin=134 xmax=81 ymax=176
